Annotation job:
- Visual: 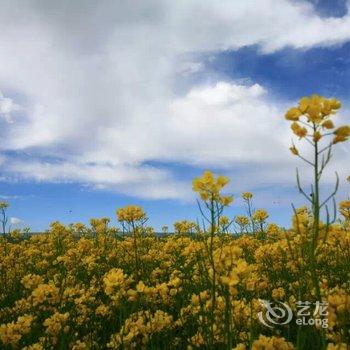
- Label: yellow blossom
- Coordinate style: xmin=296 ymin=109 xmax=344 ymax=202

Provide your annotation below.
xmin=0 ymin=201 xmax=9 ymax=209
xmin=220 ymin=195 xmax=234 ymax=206
xmin=173 ymin=220 xmax=197 ymax=234
xmin=192 ymin=170 xmax=232 ymax=205
xmin=116 ymin=205 xmax=147 ymax=223
xmin=333 ymin=125 xmax=350 ymax=143
xmin=285 ymin=107 xmax=301 ymax=121
xmin=235 ymin=215 xmax=250 ymax=227
xmin=339 ymin=200 xmax=350 ymax=220
xmin=219 ymin=215 xmax=230 ymax=226
xmin=252 ymin=335 xmax=294 ymax=350
xmin=289 ymin=146 xmax=299 ymax=156
xmin=334 ymin=125 xmax=350 ymax=136
xmin=0 ymin=315 xmax=34 ymax=346
xmin=252 ymin=209 xmax=269 ymax=223
xmin=43 ymin=312 xmax=69 ymax=336
xmin=313 ymin=131 xmax=322 ymax=142
xmin=291 ymin=122 xmax=307 ymax=138
xmin=322 ymin=119 xmax=335 ymax=129
xmin=272 ymin=287 xmax=285 ymax=299
xmin=21 ymin=274 xmax=44 ymax=290
xmin=72 ymin=340 xmax=88 ymax=350
xmin=241 ymin=192 xmax=253 ymax=200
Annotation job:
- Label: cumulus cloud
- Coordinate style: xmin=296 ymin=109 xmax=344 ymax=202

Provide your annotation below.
xmin=163 ymin=82 xmax=288 ymax=165
xmin=0 ymin=0 xmax=349 ymax=199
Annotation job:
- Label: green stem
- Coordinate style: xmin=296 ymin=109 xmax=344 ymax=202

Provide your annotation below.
xmin=131 ymin=221 xmax=140 ymax=281
xmin=310 ymin=126 xmax=326 ymax=349
xmin=209 ymin=198 xmax=216 ymax=349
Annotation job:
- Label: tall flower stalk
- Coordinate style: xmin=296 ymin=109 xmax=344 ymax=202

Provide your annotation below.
xmin=0 ymin=201 xmax=9 ymax=237
xmin=192 ymin=170 xmax=233 ymax=348
xmin=285 ymin=95 xmax=349 ymax=348
xmin=117 ymin=205 xmax=147 ymax=281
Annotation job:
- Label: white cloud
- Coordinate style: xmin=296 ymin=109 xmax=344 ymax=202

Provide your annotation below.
xmin=0 ymin=1 xmax=349 ymax=199
xmin=10 ymin=217 xmax=22 ymax=225
xmin=0 ymin=91 xmax=18 ymax=122
xmin=6 ymin=159 xmax=190 ymax=200
xmin=179 ymin=62 xmax=204 ymax=75
xmin=163 ymin=82 xmax=288 ymax=165
xmin=0 ymin=195 xmax=22 ymax=199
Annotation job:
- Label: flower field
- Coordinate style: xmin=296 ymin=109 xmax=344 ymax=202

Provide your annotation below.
xmin=0 ymin=95 xmax=350 ymax=349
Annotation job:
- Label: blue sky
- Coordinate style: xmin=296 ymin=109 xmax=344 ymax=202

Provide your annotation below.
xmin=208 ymin=43 xmax=350 ymax=101
xmin=0 ymin=0 xmax=349 ymax=231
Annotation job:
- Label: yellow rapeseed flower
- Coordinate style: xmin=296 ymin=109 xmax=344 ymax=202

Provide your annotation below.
xmin=287 ymin=95 xmax=341 ymax=125
xmin=334 ymin=125 xmax=350 ymax=136
xmin=322 ymin=119 xmax=335 ymax=129
xmin=235 ymin=215 xmax=249 ymax=227
xmin=0 ymin=201 xmax=9 ymax=209
xmin=219 ymin=216 xmax=229 ymax=226
xmin=174 ymin=220 xmax=197 ymax=234
xmin=333 ymin=125 xmax=350 ymax=144
xmin=289 ymin=146 xmax=299 ymax=156
xmin=313 ymin=131 xmax=322 ymax=142
xmin=252 ymin=335 xmax=294 ymax=350
xmin=298 ymin=96 xmax=309 ymax=113
xmin=192 ymin=170 xmax=232 ymax=205
xmin=252 ymin=209 xmax=269 ymax=223
xmin=116 ymin=205 xmax=146 ymax=223
xmin=333 ymin=134 xmax=348 ymax=144
xmin=241 ymin=192 xmax=253 ymax=200
xmin=339 ymin=200 xmax=350 ymax=220
xmin=220 ymin=195 xmax=233 ymax=206
xmin=285 ymin=107 xmax=301 ymax=121
xmin=43 ymin=312 xmax=69 ymax=336
xmin=291 ymin=122 xmax=307 ymax=138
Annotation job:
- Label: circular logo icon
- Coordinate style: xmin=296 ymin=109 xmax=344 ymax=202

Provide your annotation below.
xmin=258 ymin=299 xmax=293 ymax=328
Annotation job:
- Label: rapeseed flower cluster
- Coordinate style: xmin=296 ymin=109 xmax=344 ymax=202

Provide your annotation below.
xmin=285 ymin=95 xmax=349 ymax=155
xmin=0 ymin=189 xmax=349 ymax=349
xmin=116 ymin=205 xmax=147 ymax=223
xmin=192 ymin=171 xmax=233 ymax=205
